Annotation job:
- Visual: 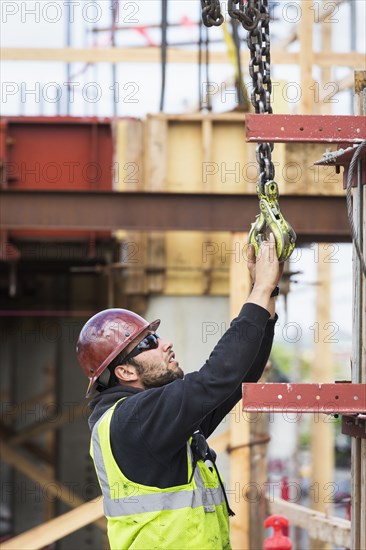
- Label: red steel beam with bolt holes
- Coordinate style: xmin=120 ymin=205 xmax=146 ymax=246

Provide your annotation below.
xmin=0 ymin=190 xmax=351 ymax=241
xmin=242 ymin=383 xmax=366 ymax=414
xmin=245 ymin=115 xmax=366 ymax=143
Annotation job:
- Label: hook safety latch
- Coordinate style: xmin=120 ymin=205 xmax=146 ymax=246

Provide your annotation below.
xmin=248 ymin=180 xmax=297 ymax=263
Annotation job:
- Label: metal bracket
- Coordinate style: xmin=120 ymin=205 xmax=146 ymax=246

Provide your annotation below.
xmin=242 ymin=383 xmax=366 ymax=414
xmin=314 ymin=144 xmax=366 ymax=188
xmin=341 ymin=415 xmax=366 ymax=439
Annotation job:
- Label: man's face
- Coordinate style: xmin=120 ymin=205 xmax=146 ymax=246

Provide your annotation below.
xmin=128 ymin=335 xmax=184 ymax=390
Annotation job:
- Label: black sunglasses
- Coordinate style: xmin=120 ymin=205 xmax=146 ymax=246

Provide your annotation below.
xmin=125 ymin=333 xmax=160 ymax=361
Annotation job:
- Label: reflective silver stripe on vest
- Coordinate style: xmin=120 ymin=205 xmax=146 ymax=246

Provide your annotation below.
xmin=92 ymin=412 xmax=112 ymax=501
xmin=92 ymin=414 xmax=226 ymax=518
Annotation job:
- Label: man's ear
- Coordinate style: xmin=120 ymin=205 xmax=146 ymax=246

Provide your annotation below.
xmin=114 ymin=364 xmax=139 ymax=383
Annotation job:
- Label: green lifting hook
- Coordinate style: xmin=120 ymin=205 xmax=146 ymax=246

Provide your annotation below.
xmin=248 ymin=180 xmax=297 ymax=263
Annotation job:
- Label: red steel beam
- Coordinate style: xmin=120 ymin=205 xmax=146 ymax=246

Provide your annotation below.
xmin=242 ymin=383 xmax=366 ymax=414
xmin=0 ymin=190 xmax=351 ymax=241
xmin=245 ymin=115 xmax=366 ymax=143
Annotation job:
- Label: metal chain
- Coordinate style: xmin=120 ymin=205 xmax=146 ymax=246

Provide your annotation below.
xmin=201 ymin=0 xmax=296 ymax=263
xmin=228 ymin=0 xmax=261 ymax=31
xmin=246 ymin=0 xmax=274 ymax=185
xmin=200 ymin=0 xmax=224 ymax=27
xmin=247 ymin=1 xmax=272 ymax=115
xmin=201 ymin=0 xmax=275 ymax=185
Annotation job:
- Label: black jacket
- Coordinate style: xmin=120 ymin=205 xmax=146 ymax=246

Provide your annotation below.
xmin=88 ymin=303 xmax=276 ymax=489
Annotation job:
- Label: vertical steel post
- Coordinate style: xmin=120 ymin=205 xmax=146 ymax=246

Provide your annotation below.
xmin=351 ymin=69 xmax=366 ymax=550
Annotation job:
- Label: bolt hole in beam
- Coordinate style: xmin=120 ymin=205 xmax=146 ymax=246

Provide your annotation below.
xmin=245 ymin=114 xmax=364 ymax=143
xmin=242 ymin=384 xmax=366 ymax=413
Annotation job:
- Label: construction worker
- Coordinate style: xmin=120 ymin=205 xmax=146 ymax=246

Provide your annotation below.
xmin=77 ymin=235 xmax=282 ymax=549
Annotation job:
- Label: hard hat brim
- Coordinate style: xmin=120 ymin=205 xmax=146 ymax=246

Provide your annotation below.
xmin=85 ymin=318 xmax=161 ymax=398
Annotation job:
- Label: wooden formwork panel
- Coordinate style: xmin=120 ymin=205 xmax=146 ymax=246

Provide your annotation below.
xmin=144 ymin=113 xmax=342 ymax=195
xmin=114 ymin=113 xmax=343 ymax=298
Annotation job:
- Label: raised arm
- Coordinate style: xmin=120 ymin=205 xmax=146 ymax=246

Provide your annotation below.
xmin=125 ymin=236 xmax=281 ymax=456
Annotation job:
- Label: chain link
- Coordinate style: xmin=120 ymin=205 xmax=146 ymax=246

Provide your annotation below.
xmin=228 ymin=0 xmax=261 ymax=31
xmin=201 ymin=0 xmax=274 ymax=184
xmin=200 ymin=0 xmax=224 ymax=27
xmin=201 ymin=0 xmax=296 ymax=261
xmin=246 ymin=0 xmax=274 ymax=185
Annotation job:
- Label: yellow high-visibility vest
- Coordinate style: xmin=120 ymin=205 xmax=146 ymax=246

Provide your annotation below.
xmin=90 ymin=398 xmax=231 ymax=549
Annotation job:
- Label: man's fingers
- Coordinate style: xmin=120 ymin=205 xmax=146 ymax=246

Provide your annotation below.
xmin=247 ymin=244 xmax=255 ymax=262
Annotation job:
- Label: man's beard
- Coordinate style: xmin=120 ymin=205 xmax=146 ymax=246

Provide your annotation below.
xmin=128 ymin=357 xmax=184 ymax=390
xmin=141 ymin=368 xmax=184 ymax=389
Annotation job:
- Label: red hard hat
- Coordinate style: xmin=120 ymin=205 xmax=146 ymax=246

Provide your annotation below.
xmin=76 ymin=308 xmax=160 ymax=397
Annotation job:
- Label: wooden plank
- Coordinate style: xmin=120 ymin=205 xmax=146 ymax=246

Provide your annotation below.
xmin=115 ymin=118 xmax=144 ymax=192
xmin=317 ymin=0 xmax=345 ymax=23
xmin=229 ymin=232 xmax=251 ymax=549
xmin=8 ymin=403 xmax=85 ymax=446
xmin=144 ymin=116 xmax=169 ymax=294
xmin=0 ymin=422 xmax=52 ymax=464
xmin=1 ymin=499 xmax=104 ymax=550
xmin=268 ymin=497 xmax=351 ymax=548
xmin=43 ymin=367 xmax=55 ymax=523
xmin=151 ymin=112 xmax=247 ymax=122
xmin=144 ymin=116 xmax=168 ymax=191
xmin=310 ymin=245 xmax=334 ymax=550
xmin=337 ymin=73 xmax=355 ymax=93
xmin=316 ymin=51 xmax=365 ymax=68
xmin=0 ymin=440 xmax=105 ymax=530
xmin=321 ymin=0 xmax=332 ymax=117
xmin=276 ymin=0 xmax=345 ymax=51
xmin=1 ymin=48 xmax=364 ymax=68
xmin=146 ymin=232 xmax=166 ymax=294
xmin=299 ymin=0 xmax=314 ymax=114
xmin=311 ymin=22 xmax=333 ymax=544
xmin=249 ymin=365 xmax=270 ymax=550
xmin=147 ymin=113 xmax=343 ymax=197
xmin=164 ymin=118 xmax=206 ymax=294
xmin=114 ymin=118 xmax=148 ymax=296
xmin=201 ymin=118 xmax=215 ymax=293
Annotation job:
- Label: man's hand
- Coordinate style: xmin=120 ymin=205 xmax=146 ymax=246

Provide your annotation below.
xmin=246 ymin=234 xmax=283 ymax=315
xmin=247 ymin=243 xmax=257 ymax=284
xmin=247 ymin=234 xmax=284 ymax=288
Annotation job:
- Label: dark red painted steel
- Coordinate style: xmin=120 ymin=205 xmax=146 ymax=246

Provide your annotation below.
xmin=1 ymin=116 xmax=114 ymax=239
xmin=242 ymin=383 xmax=365 ymax=414
xmin=341 ymin=415 xmax=366 ymax=438
xmin=0 ymin=189 xmax=351 ymax=241
xmin=2 ymin=116 xmax=114 ymax=191
xmin=246 ymin=114 xmax=366 ymax=143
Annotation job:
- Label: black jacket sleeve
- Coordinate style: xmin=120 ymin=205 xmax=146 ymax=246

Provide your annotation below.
xmin=199 ymin=316 xmax=276 ymax=438
xmin=122 ymin=303 xmax=273 ymax=460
